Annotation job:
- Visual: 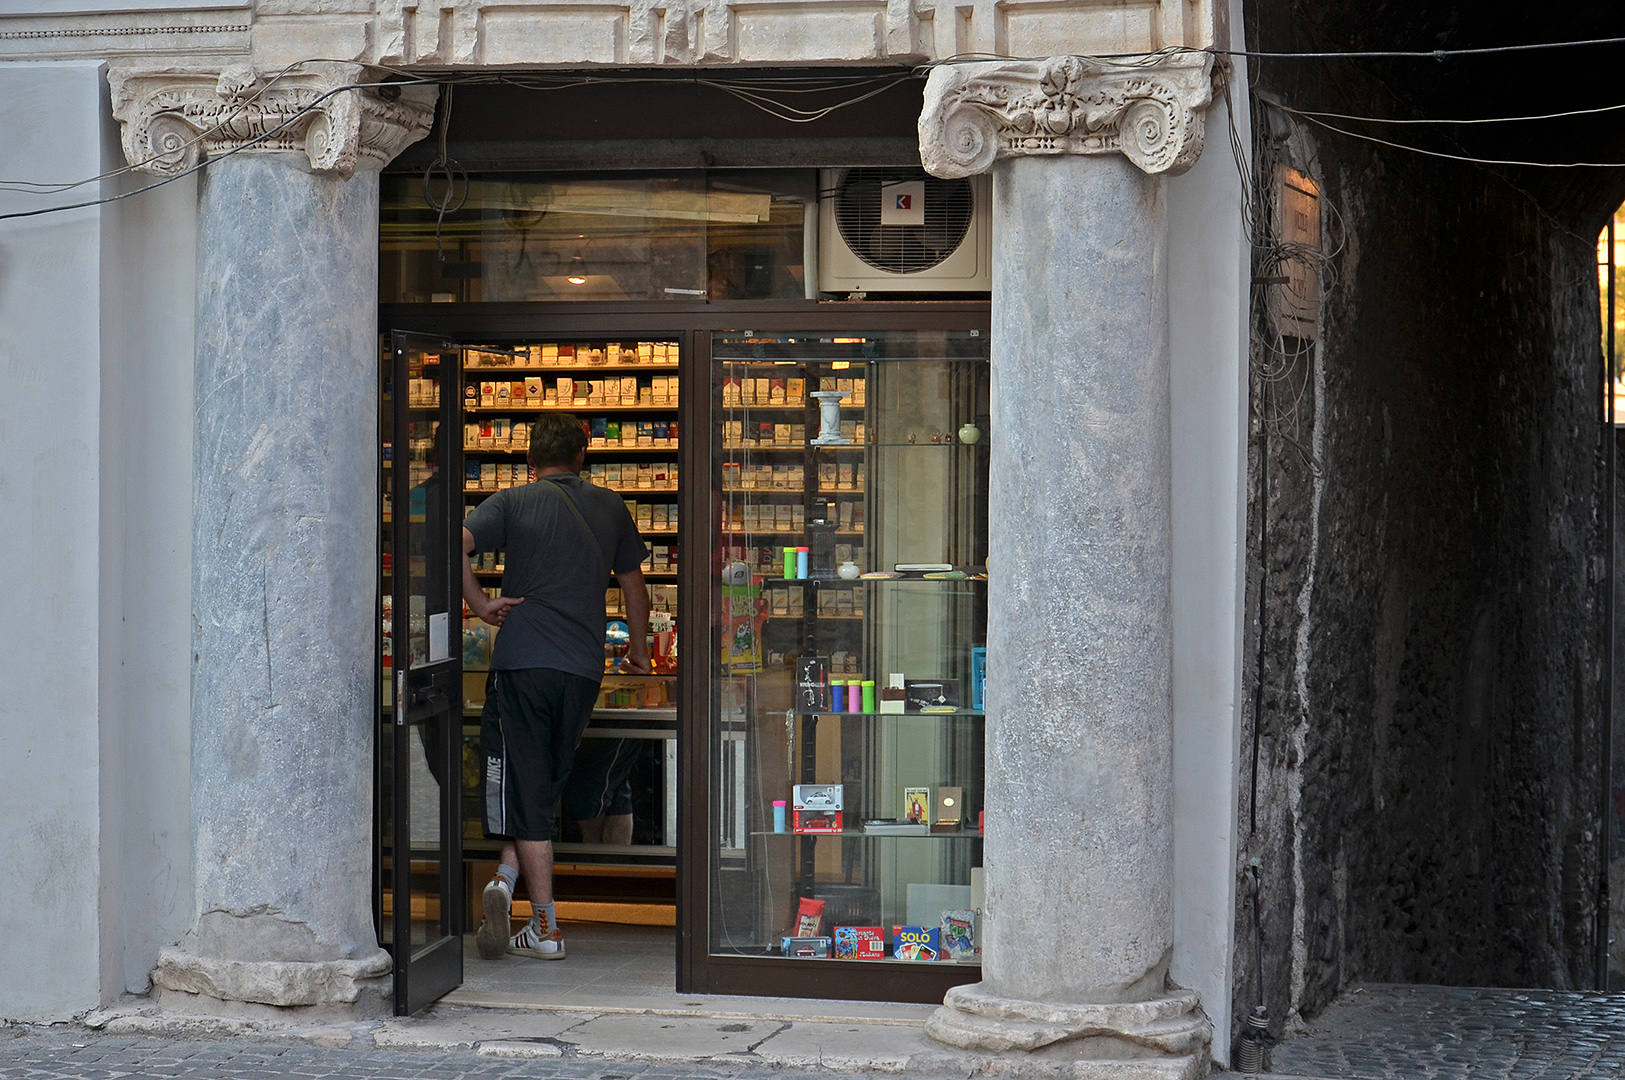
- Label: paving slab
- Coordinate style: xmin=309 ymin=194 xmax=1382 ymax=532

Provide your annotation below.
xmin=555 ymin=1013 xmax=787 ymax=1062
xmin=474 ymin=1039 xmax=567 ymax=1058
xmin=373 ymin=1008 xmax=586 ymax=1050
xmin=752 ymin=1020 xmax=932 ymax=1072
xmin=442 ymin=988 xmax=936 ymax=1025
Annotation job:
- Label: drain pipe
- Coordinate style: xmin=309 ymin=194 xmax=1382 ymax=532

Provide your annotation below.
xmin=1235 ymin=1005 xmax=1273 ymax=1074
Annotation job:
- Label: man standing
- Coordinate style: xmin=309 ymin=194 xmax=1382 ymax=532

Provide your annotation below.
xmin=463 ymin=412 xmax=650 ymax=960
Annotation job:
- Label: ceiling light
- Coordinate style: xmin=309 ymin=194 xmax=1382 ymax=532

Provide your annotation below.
xmin=567 ymin=275 xmax=588 ymax=285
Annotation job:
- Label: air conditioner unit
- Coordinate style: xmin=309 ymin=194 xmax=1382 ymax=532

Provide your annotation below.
xmin=816 ymin=167 xmax=991 ymax=294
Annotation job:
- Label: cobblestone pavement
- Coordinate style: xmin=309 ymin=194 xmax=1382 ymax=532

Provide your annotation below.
xmin=0 ymin=1027 xmax=876 ymax=1080
xmin=1270 ymin=984 xmax=1625 ymax=1079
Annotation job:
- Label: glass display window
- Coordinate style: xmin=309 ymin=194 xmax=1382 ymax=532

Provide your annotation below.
xmin=706 ymin=328 xmax=990 ymax=990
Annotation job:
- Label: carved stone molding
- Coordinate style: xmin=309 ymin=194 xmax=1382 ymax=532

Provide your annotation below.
xmin=107 ymin=62 xmax=437 ymax=178
xmin=918 ymin=54 xmax=1216 ymax=179
xmin=925 ymin=984 xmax=1210 ymax=1078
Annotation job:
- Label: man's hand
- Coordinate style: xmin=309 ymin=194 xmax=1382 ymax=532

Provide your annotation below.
xmin=622 ymin=649 xmax=652 ymax=675
xmin=474 ymin=595 xmax=523 ymax=627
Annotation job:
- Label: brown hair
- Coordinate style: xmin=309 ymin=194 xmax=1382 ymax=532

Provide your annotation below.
xmin=527 ymin=412 xmax=588 ymax=470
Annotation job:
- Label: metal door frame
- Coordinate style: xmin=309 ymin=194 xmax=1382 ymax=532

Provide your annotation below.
xmin=385 ymin=330 xmax=466 ymax=1015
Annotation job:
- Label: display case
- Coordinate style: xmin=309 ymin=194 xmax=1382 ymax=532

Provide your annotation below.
xmin=706 ymin=328 xmax=990 ymax=995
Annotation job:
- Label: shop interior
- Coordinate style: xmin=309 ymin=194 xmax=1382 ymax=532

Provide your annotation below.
xmin=375 ymin=158 xmax=992 ymax=1014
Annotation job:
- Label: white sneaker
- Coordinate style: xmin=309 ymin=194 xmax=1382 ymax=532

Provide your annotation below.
xmin=475 ymin=878 xmax=512 ymax=960
xmin=509 ymin=917 xmax=566 ymax=960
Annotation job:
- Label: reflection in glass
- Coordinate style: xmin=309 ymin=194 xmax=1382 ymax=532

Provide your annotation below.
xmin=380 ymin=172 xmax=812 ymax=303
xmin=407 ymin=720 xmax=445 ymax=950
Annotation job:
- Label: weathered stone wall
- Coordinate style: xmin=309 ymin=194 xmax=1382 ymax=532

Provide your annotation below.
xmin=1234 ymin=0 xmax=1625 ymax=1045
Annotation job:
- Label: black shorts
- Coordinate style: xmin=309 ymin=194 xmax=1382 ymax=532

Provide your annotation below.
xmin=481 ymin=668 xmax=601 ymax=842
xmin=562 ymin=738 xmax=640 ymax=821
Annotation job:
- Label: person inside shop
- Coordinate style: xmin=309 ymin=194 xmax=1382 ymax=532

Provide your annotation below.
xmin=462 ymin=412 xmax=650 ymax=960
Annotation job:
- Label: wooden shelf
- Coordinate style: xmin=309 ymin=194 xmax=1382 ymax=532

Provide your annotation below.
xmin=719 ymin=402 xmax=864 ymax=411
xmin=465 ymin=363 xmax=678 ymax=375
xmin=465 ymin=403 xmax=678 ymax=414
xmin=720 ymin=487 xmax=867 ymax=495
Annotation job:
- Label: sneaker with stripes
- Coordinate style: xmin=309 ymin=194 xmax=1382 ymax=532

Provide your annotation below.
xmin=475 ymin=877 xmax=512 ymax=960
xmin=509 ymin=915 xmax=566 ymax=959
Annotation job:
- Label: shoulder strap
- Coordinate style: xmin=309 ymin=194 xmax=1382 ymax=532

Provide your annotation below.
xmin=542 ymin=477 xmax=611 ymax=581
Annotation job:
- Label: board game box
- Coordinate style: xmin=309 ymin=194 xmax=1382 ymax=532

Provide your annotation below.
xmin=833 ymin=926 xmax=884 ymax=960
xmin=892 ymin=925 xmax=941 ymax=961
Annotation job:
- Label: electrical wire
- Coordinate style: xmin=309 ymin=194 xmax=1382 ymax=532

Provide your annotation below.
xmin=0 ymin=66 xmax=911 ymax=221
xmin=918 ymin=35 xmax=1625 ymax=69
xmin=0 ymin=78 xmax=405 ymax=222
xmin=0 ymin=59 xmax=435 ymax=194
xmin=1279 ymin=104 xmax=1625 ymax=168
xmin=1291 ymin=100 xmax=1625 ymax=126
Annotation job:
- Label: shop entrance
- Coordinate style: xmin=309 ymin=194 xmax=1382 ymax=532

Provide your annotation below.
xmin=375 ymin=162 xmax=991 ymax=1013
xmin=377 ymin=318 xmax=692 ymax=1015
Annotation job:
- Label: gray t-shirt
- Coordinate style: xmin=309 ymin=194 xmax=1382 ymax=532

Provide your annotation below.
xmin=464 ymin=474 xmax=647 ymax=679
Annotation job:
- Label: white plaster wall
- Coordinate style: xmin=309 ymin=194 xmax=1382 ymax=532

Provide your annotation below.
xmin=96 ymin=73 xmax=195 ymax=997
xmin=1166 ymin=25 xmax=1250 ymax=1066
xmin=0 ymin=60 xmax=109 ymax=1020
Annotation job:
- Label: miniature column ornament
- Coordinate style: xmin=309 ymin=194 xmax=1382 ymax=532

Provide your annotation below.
xmin=919 ymin=54 xmax=1217 ymax=1077
xmin=107 ymin=65 xmax=434 ymax=1016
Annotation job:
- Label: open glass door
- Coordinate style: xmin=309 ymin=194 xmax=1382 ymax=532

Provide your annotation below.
xmin=382 ymin=331 xmax=464 ymax=1014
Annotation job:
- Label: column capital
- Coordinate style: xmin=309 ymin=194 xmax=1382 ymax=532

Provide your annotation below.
xmin=107 ymin=62 xmax=437 ymax=179
xmin=918 ymin=53 xmax=1216 ymax=179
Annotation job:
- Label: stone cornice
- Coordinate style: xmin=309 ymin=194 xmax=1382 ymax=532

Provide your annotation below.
xmin=918 ymin=54 xmax=1217 ymax=179
xmin=107 ymin=62 xmax=437 ymax=178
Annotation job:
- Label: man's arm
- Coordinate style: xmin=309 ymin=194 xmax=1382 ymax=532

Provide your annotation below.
xmin=463 ymin=526 xmax=523 ymax=627
xmin=616 ymin=568 xmax=651 ymax=674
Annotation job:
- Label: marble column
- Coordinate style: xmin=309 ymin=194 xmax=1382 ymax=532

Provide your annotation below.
xmin=919 ymin=56 xmax=1216 ymax=1078
xmin=109 ymin=65 xmax=435 ymax=1017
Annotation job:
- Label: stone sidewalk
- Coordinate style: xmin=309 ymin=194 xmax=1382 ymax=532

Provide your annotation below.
xmin=7 ymin=984 xmax=1625 ymax=1079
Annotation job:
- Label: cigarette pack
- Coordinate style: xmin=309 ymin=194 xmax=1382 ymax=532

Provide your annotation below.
xmin=480 ymin=381 xmax=496 ymax=407
xmin=834 ymin=927 xmax=885 ymax=960
xmin=892 ymin=926 xmax=941 ymax=961
xmin=525 ymin=377 xmax=543 ymax=406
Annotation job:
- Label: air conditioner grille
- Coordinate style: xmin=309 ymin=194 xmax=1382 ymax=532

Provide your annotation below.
xmin=832 ymin=169 xmax=974 ymax=275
